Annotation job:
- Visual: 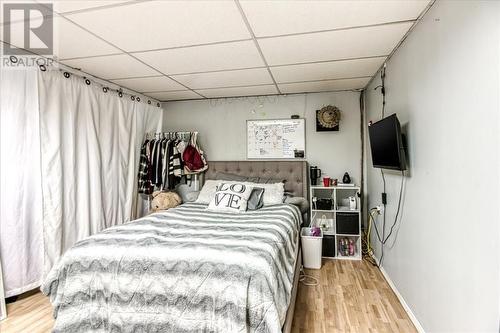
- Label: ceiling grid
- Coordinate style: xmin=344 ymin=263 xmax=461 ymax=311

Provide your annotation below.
xmin=1 ymin=0 xmax=434 ymax=101
xmin=234 ymin=0 xmax=281 ymax=95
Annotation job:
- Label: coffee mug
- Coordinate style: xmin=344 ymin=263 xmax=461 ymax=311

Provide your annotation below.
xmin=323 ymin=177 xmax=331 ymax=187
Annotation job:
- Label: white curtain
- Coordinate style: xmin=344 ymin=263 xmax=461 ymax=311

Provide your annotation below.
xmin=0 ymin=68 xmax=44 ymax=297
xmin=38 ymin=70 xmax=162 ymax=275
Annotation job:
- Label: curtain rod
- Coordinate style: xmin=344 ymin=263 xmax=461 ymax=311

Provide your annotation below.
xmin=1 ymin=41 xmax=161 ymax=107
xmin=51 ymin=66 xmax=162 ymax=108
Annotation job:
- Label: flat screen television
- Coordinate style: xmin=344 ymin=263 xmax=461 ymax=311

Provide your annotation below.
xmin=368 ymin=114 xmax=407 ymax=170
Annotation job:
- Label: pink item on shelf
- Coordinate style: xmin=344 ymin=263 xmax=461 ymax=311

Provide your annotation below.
xmin=311 ymin=227 xmax=322 ymax=237
xmin=348 ymin=239 xmax=355 ymax=256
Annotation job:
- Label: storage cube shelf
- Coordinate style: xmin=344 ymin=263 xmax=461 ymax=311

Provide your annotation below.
xmin=310 ymin=185 xmax=361 ymax=260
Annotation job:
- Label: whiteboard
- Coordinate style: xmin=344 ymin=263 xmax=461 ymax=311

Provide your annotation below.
xmin=247 ymin=119 xmax=306 ymax=159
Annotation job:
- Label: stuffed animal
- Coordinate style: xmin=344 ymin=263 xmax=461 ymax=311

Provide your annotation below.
xmin=151 ymin=191 xmax=182 ymax=212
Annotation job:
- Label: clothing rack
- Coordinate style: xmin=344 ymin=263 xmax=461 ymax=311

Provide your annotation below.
xmin=145 ymin=131 xmax=196 ymax=141
xmin=138 ymin=131 xmax=206 ymax=199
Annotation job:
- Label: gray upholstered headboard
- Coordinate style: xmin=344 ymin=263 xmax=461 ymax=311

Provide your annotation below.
xmin=205 ymin=161 xmax=309 ymax=198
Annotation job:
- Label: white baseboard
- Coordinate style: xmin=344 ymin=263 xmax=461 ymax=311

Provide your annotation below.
xmin=372 ymin=255 xmax=425 ymax=333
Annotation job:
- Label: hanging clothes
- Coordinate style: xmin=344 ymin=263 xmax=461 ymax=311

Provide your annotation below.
xmin=138 ymin=131 xmax=206 ymax=192
xmin=172 ymin=140 xmax=183 ymax=177
xmin=150 ymin=137 xmax=163 ymax=187
xmin=138 ymin=140 xmax=154 ymax=194
xmin=183 ymin=132 xmax=208 ymax=174
xmin=158 ymin=138 xmax=176 ymax=190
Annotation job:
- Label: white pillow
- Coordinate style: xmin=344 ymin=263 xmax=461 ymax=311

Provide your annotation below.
xmin=196 ymin=180 xmax=220 ymax=204
xmin=196 ymin=179 xmax=284 ymax=206
xmin=256 ymin=182 xmax=285 ymax=206
xmin=208 ymin=182 xmax=254 ymax=212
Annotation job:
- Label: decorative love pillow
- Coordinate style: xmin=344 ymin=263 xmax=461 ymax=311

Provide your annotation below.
xmin=208 ymin=182 xmax=254 ymax=213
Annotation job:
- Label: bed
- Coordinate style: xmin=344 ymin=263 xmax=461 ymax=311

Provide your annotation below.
xmin=42 ymin=160 xmax=308 ymax=333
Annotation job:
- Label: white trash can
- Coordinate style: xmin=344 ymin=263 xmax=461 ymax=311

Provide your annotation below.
xmin=301 ymin=227 xmax=323 ymax=269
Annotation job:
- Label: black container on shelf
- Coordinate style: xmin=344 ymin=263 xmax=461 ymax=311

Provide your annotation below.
xmin=316 ymin=198 xmax=333 ymax=210
xmin=336 ymin=213 xmax=359 ymax=234
xmin=322 ymin=235 xmax=336 ymax=258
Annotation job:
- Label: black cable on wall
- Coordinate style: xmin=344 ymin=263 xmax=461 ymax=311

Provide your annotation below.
xmin=371 ymin=64 xmax=406 ymax=267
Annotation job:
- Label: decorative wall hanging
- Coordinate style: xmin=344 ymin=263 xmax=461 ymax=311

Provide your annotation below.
xmin=316 ymin=105 xmax=341 ymax=132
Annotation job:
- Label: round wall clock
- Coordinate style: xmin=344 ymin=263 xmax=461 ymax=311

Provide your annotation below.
xmin=316 ymin=105 xmax=341 ymax=131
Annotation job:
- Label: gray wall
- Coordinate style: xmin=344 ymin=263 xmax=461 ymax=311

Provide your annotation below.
xmin=364 ymin=1 xmax=499 ymax=332
xmin=163 ymin=91 xmax=362 ymax=185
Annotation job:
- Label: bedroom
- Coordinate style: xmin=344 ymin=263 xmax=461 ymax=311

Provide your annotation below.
xmin=0 ymin=0 xmax=498 ymax=332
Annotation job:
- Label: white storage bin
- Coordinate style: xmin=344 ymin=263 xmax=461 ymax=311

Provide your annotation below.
xmin=301 ymin=227 xmax=323 ymax=269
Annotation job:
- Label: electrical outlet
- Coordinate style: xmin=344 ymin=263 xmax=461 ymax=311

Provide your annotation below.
xmin=375 ymin=205 xmax=383 ymax=214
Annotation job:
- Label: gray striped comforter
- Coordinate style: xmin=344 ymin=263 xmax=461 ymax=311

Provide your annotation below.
xmin=42 ymin=203 xmax=301 ymax=333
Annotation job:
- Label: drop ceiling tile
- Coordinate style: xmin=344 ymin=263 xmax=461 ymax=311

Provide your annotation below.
xmin=146 ymin=90 xmax=201 ymax=101
xmin=196 ymin=85 xmax=278 ymax=98
xmin=279 ymin=78 xmax=370 ymax=94
xmin=2 ymin=16 xmax=121 ymax=58
xmin=110 ymin=76 xmax=185 ymax=92
xmin=271 ymin=57 xmax=385 ymax=83
xmin=240 ymin=0 xmax=430 ymax=37
xmin=66 ymin=1 xmax=250 ymax=52
xmin=259 ymin=22 xmax=413 ymax=65
xmin=134 ymin=40 xmax=264 ymax=75
xmin=61 ymin=54 xmax=157 ymax=79
xmin=172 ymin=68 xmax=272 ymax=90
xmin=53 ymin=1 xmax=133 ymax=14
xmin=54 ymin=18 xmax=121 ymax=59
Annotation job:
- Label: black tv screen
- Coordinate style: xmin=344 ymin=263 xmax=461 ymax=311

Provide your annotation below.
xmin=368 ymin=114 xmax=407 ymax=170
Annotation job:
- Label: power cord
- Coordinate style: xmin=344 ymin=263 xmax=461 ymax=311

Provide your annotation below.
xmin=371 ymin=170 xmax=405 ymax=247
xmin=370 ymin=64 xmax=407 ymax=267
xmin=299 ymin=266 xmax=319 ymax=286
xmin=368 ymin=170 xmax=405 ymax=266
xmin=374 ymin=65 xmax=387 ymax=118
xmin=362 ymin=213 xmax=377 ymax=266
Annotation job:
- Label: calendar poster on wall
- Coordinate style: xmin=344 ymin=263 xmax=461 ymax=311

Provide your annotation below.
xmin=247 ymin=119 xmax=305 ymax=159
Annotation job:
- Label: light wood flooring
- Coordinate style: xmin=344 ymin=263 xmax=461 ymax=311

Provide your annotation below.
xmin=1 ymin=259 xmax=416 ymax=333
xmin=292 ymin=259 xmax=417 ymax=333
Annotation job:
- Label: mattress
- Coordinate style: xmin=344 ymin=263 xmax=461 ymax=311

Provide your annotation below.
xmin=42 ymin=202 xmax=302 ymax=333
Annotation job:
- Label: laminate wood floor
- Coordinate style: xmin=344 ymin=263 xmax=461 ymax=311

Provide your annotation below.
xmin=291 ymin=259 xmax=417 ymax=333
xmin=0 ymin=259 xmax=416 ymax=333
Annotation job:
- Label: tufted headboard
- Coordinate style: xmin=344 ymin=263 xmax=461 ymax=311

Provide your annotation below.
xmin=205 ymin=161 xmax=309 ymax=198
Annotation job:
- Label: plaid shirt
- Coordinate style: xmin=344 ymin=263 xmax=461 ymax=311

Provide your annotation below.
xmin=137 ymin=140 xmax=153 ymax=194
